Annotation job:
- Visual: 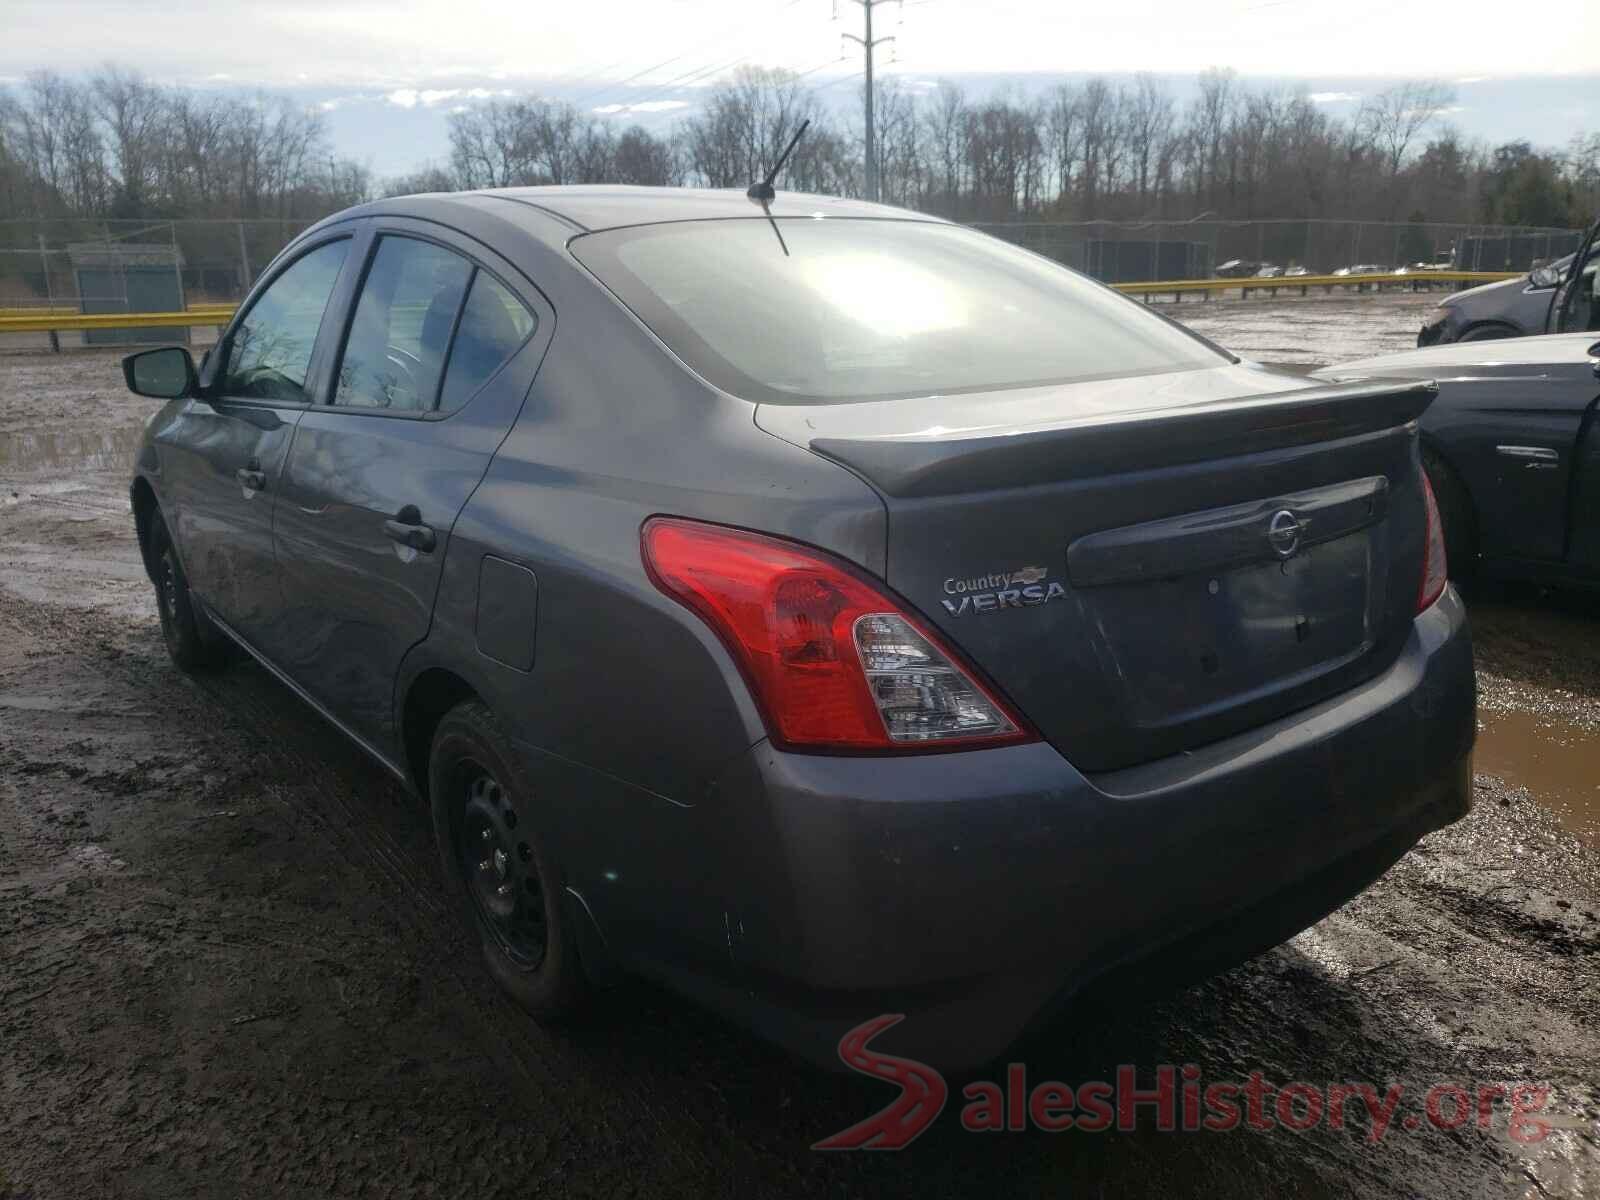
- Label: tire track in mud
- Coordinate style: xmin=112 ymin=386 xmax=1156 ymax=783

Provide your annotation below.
xmin=3 ymin=601 xmax=1598 ymax=1199
xmin=0 ymin=581 xmax=729 ymax=1190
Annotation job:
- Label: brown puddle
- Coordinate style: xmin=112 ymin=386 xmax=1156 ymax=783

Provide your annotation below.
xmin=0 ymin=425 xmax=146 ymax=472
xmin=1475 ymin=708 xmax=1600 ymax=849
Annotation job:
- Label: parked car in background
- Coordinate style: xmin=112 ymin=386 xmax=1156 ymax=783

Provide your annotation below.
xmin=1333 ymin=264 xmax=1390 ymax=277
xmin=118 ymin=185 xmax=1475 ymax=1072
xmin=1285 ymin=265 xmax=1312 ymax=277
xmin=1318 ymin=332 xmax=1600 ymax=588
xmin=1418 ymin=219 xmax=1600 ymax=346
xmin=1214 ymin=258 xmax=1262 ymax=278
xmin=1256 ymin=264 xmax=1285 ymax=278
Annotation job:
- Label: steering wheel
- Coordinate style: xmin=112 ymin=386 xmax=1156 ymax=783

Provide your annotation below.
xmin=381 ymin=344 xmax=426 ymax=410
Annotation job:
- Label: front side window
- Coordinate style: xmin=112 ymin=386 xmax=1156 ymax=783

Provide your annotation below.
xmin=571 ymin=219 xmax=1226 ymax=405
xmin=334 ymin=236 xmax=473 ymax=411
xmin=222 ymin=239 xmax=348 ymax=402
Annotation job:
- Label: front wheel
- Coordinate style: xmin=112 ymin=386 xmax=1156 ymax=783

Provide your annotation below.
xmin=430 ymin=700 xmax=589 ymax=1020
xmin=1459 ymin=323 xmax=1516 ymax=343
xmin=149 ymin=518 xmax=228 ymax=672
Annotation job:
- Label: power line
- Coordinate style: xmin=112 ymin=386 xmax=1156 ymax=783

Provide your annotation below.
xmin=600 ymin=51 xmax=849 ymax=121
xmin=575 ymin=0 xmax=809 ymax=113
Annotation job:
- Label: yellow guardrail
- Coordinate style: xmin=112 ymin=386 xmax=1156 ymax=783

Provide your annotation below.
xmin=0 ymin=271 xmax=1522 ymax=337
xmin=1117 ymin=270 xmax=1518 ymax=295
xmin=0 ymin=306 xmax=235 ymax=333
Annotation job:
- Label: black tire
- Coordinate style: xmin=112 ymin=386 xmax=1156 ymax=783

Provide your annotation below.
xmin=148 ymin=517 xmax=228 ymax=672
xmin=1459 ymin=323 xmax=1516 ymax=343
xmin=1422 ymin=447 xmax=1476 ymax=580
xmin=429 ymin=700 xmax=589 ymax=1020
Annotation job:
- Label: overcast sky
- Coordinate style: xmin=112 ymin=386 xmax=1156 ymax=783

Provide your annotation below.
xmin=4 ymin=0 xmax=1595 ymax=176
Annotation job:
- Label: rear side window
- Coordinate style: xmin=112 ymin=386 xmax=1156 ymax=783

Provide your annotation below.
xmin=334 ymin=236 xmax=472 ymax=411
xmin=571 ymin=219 xmax=1225 ymax=405
xmin=438 ymin=272 xmax=537 ymax=411
xmin=222 ymin=239 xmax=348 ymax=402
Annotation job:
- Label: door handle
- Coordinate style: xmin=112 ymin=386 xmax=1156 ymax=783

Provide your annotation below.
xmin=235 ymin=467 xmax=266 ymax=490
xmin=1495 ymin=445 xmax=1559 ymax=469
xmin=384 ymin=505 xmax=436 ymax=553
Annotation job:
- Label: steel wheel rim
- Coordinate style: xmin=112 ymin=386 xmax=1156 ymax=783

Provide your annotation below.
xmin=457 ymin=764 xmax=546 ymax=969
xmin=158 ymin=553 xmax=180 ymax=639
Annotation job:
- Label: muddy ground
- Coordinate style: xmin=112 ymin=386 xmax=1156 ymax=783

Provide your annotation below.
xmin=2 ymin=295 xmax=1598 ymax=1198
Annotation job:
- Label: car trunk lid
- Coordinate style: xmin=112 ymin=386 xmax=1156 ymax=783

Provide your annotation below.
xmin=756 ymin=362 xmax=1437 ymax=772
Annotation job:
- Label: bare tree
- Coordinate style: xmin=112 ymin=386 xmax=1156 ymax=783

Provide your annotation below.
xmin=923 ymin=82 xmax=967 ymax=218
xmin=611 ymin=126 xmax=678 ymax=186
xmin=1043 ymin=83 xmax=1081 ymax=213
xmin=1358 ymin=81 xmax=1457 ymax=178
xmin=92 ymin=66 xmax=165 ymax=215
xmin=0 ymin=62 xmax=1588 ymax=238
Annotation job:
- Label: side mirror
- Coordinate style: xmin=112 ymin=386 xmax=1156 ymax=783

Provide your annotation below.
xmin=122 ymin=346 xmax=197 ymax=400
xmin=1529 ymin=265 xmax=1560 ymax=289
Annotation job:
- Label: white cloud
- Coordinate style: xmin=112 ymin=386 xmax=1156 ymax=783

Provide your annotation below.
xmin=593 ymin=99 xmax=691 ymax=116
xmin=387 ymin=86 xmax=513 ymax=109
xmin=1454 ymin=76 xmax=1489 ymax=84
xmin=1308 ymin=91 xmax=1359 ymax=104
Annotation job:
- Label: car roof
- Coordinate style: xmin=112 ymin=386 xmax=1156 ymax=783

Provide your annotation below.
xmin=401 ymin=185 xmax=937 ymax=234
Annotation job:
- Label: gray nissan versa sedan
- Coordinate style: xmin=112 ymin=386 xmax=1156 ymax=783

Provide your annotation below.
xmin=121 ymin=186 xmax=1475 ymax=1071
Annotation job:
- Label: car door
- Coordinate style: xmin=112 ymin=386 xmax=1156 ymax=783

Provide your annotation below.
xmin=156 ymin=235 xmax=354 ymax=641
xmin=1426 ymin=343 xmax=1600 ymax=565
xmin=1548 ymin=221 xmax=1599 ymax=334
xmin=1563 ymin=341 xmax=1600 ymax=572
xmin=271 ymin=221 xmax=551 ymax=751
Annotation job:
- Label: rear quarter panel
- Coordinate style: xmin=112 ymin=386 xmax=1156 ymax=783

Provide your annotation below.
xmin=398 ymin=226 xmax=886 ymax=967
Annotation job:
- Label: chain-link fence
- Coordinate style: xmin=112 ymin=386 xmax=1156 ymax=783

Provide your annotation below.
xmin=0 ymin=218 xmax=315 ymax=315
xmin=971 ymin=218 xmax=1582 ymax=283
xmin=1 ymin=216 xmax=1583 ymax=322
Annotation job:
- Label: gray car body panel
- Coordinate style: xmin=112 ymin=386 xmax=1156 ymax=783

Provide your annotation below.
xmin=129 ymin=186 xmax=1476 ymax=1068
xmin=1421 ymin=220 xmax=1600 ymax=345
xmin=1420 ymin=272 xmax=1560 ymax=344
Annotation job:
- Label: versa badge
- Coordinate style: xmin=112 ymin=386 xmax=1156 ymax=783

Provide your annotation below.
xmin=942 ymin=565 xmax=1066 ymax=616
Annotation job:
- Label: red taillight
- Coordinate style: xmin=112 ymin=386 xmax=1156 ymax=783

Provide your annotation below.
xmin=1417 ymin=474 xmax=1448 ymax=613
xmin=641 ymin=517 xmax=1037 ymax=753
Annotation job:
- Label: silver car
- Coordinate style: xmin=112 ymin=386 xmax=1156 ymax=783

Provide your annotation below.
xmin=1419 ymin=219 xmax=1599 ymax=345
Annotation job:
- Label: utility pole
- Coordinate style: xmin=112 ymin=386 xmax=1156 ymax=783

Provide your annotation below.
xmin=842 ymin=0 xmax=895 ymax=203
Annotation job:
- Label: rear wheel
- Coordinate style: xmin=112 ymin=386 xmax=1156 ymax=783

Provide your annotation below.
xmin=429 ymin=700 xmax=588 ymax=1019
xmin=1422 ymin=447 xmax=1476 ymax=580
xmin=148 ymin=517 xmax=228 ymax=672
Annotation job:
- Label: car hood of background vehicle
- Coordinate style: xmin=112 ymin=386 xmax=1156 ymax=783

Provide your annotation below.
xmin=1316 ymin=332 xmax=1600 ymax=382
xmin=1439 ymin=275 xmax=1529 ymax=310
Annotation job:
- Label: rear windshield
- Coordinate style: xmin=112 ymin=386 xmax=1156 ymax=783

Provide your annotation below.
xmin=571 ymin=217 xmax=1225 ymax=405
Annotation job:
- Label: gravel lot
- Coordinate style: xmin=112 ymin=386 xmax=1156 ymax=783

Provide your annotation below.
xmin=2 ymin=295 xmax=1598 ymax=1198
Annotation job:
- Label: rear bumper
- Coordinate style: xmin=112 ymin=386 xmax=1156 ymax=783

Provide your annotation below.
xmin=692 ymin=586 xmax=1474 ymax=1072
